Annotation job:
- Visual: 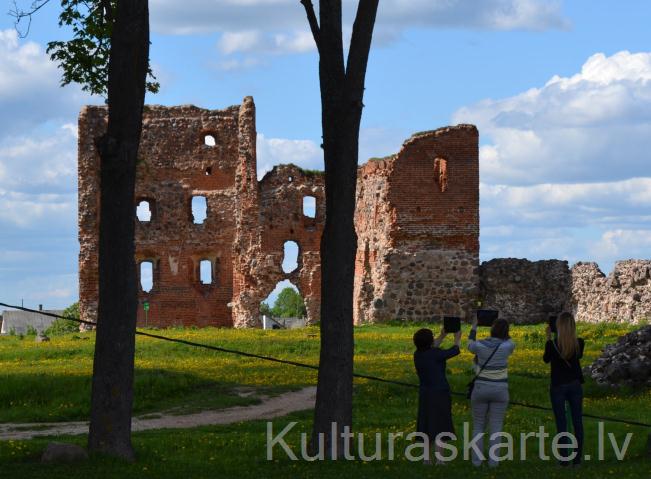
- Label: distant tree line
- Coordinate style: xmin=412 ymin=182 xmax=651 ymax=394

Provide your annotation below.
xmin=260 ymin=287 xmax=307 ymax=318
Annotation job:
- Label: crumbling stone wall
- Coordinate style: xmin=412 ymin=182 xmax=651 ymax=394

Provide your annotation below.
xmin=79 ymin=98 xmax=648 ymax=328
xmin=572 ymin=260 xmax=651 ymax=323
xmin=479 ymin=258 xmax=651 ymax=324
xmin=230 ymin=163 xmax=325 ymax=327
xmin=479 ymin=259 xmax=572 ymax=324
xmin=79 ymin=98 xmax=326 ymax=328
xmin=353 ymin=126 xmax=480 ymax=323
xmin=78 ymin=98 xmax=480 ymax=327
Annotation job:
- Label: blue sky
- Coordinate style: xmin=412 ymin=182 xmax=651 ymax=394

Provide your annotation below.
xmin=1 ymin=0 xmax=651 ymax=310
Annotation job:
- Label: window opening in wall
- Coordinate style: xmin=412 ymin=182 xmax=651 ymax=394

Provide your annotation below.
xmin=140 ymin=261 xmax=153 ymax=292
xmin=204 ymin=135 xmax=216 ymax=147
xmin=136 ymin=200 xmax=152 ymax=222
xmin=288 ymin=175 xmax=293 ymax=183
xmin=192 ymin=196 xmax=208 ymax=224
xmin=282 ymin=241 xmax=299 ymax=273
xmin=200 ymin=260 xmax=212 ymax=284
xmin=205 ymin=166 xmax=212 ymax=176
xmin=260 ymin=280 xmax=307 ymax=327
xmin=303 ymin=196 xmax=316 ymax=218
xmin=434 ymin=158 xmax=448 ymax=192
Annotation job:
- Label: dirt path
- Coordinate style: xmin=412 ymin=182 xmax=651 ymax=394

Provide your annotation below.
xmin=0 ymin=387 xmax=316 ymax=441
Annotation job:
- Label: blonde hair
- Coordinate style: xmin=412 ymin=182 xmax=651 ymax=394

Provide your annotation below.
xmin=556 ymin=312 xmax=579 ymax=360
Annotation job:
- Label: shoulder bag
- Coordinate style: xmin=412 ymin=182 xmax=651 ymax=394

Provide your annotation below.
xmin=466 ymin=342 xmax=501 ymax=399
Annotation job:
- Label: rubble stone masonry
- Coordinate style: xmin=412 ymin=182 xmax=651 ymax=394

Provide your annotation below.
xmin=78 ymin=98 xmax=648 ymax=327
xmin=480 ymin=259 xmax=651 ymax=324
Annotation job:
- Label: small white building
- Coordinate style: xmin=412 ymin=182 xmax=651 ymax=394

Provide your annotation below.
xmin=0 ymin=308 xmax=63 ymax=335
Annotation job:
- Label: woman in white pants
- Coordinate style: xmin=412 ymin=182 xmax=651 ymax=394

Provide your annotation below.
xmin=468 ymin=317 xmax=515 ymax=467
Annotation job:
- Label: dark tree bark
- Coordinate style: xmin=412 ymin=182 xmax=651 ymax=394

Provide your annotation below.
xmin=301 ymin=0 xmax=379 ymax=456
xmin=87 ymin=0 xmax=150 ymax=461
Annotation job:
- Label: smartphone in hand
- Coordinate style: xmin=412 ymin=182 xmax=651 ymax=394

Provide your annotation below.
xmin=443 ymin=316 xmax=461 ymax=333
xmin=477 ymin=309 xmax=499 ymax=327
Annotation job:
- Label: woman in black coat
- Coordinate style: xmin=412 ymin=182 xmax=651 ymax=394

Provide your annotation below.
xmin=413 ymin=327 xmax=462 ymax=464
xmin=544 ymin=312 xmax=585 ymax=467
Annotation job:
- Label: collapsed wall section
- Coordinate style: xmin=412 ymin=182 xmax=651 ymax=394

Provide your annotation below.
xmin=230 ymin=164 xmax=325 ymax=327
xmin=478 ymin=258 xmax=651 ymax=324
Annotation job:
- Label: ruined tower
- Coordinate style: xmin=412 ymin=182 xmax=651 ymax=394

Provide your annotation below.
xmin=353 ymin=126 xmax=480 ymax=323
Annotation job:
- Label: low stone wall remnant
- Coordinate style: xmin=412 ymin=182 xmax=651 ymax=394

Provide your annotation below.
xmin=478 ymin=258 xmax=651 ymax=324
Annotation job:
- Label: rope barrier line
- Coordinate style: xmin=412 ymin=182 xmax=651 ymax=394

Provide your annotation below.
xmin=1 ymin=302 xmax=649 ymax=429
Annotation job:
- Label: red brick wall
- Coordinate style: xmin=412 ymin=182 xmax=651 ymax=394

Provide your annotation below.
xmin=79 ymin=103 xmax=243 ymax=327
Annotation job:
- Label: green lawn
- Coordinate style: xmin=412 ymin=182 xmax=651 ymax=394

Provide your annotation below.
xmin=1 ymin=322 xmax=649 ymax=478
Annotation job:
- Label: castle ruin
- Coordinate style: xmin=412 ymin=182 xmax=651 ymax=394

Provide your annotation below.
xmin=78 ymin=97 xmax=480 ymax=327
xmin=78 ymin=97 xmax=650 ymax=327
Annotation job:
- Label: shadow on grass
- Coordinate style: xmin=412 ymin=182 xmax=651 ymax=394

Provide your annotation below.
xmin=0 ymin=369 xmax=274 ymax=424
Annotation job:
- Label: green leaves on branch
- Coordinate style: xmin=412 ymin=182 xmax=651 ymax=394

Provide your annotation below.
xmin=13 ymin=0 xmax=159 ymax=96
xmin=47 ymin=0 xmax=159 ymax=96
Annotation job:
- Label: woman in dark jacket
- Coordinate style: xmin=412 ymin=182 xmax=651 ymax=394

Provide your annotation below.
xmin=413 ymin=327 xmax=462 ymax=464
xmin=544 ymin=312 xmax=585 ymax=466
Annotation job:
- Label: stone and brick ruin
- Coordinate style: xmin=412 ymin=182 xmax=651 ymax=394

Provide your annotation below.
xmin=78 ymin=97 xmax=650 ymax=328
xmin=353 ymin=128 xmax=479 ymax=324
xmin=480 ymin=258 xmax=651 ymax=324
xmin=78 ymin=97 xmax=480 ymax=327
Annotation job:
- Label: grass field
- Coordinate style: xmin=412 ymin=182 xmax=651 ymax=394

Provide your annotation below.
xmin=0 ymin=322 xmax=649 ymax=478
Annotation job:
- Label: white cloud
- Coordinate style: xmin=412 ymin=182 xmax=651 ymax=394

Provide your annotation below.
xmin=589 ymin=229 xmax=651 ymax=265
xmin=0 ymin=124 xmax=78 ymax=195
xmin=0 ymin=29 xmax=87 ymax=133
xmin=0 ymin=31 xmax=82 ymax=309
xmin=151 ymin=0 xmax=567 ymax=36
xmin=0 ymin=30 xmax=83 ymax=229
xmin=0 ymin=190 xmax=75 ymax=228
xmin=219 ymin=31 xmax=263 ymax=54
xmin=479 ymin=177 xmax=651 ymax=271
xmin=256 ymin=133 xmax=323 ymax=179
xmin=454 ymin=50 xmax=651 ymax=185
xmin=377 ymin=0 xmax=568 ymax=32
xmin=151 ymin=0 xmax=568 ymax=65
xmin=479 ymin=178 xmax=651 ymax=267
xmin=463 ymin=50 xmax=651 ymax=270
xmin=218 ymin=30 xmax=314 ymax=56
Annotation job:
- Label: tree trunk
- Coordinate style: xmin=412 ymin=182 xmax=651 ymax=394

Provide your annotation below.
xmin=313 ymin=109 xmax=362 ymax=454
xmin=307 ymin=0 xmax=378 ymax=457
xmin=87 ymin=0 xmax=150 ymax=461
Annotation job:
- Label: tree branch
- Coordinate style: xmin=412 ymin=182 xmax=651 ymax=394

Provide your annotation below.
xmin=345 ymin=0 xmax=379 ymax=97
xmin=9 ymin=0 xmax=52 ymax=38
xmin=300 ymin=0 xmax=320 ymax=52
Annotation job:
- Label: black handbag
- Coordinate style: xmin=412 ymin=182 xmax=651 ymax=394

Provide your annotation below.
xmin=467 ymin=343 xmax=501 ymax=399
